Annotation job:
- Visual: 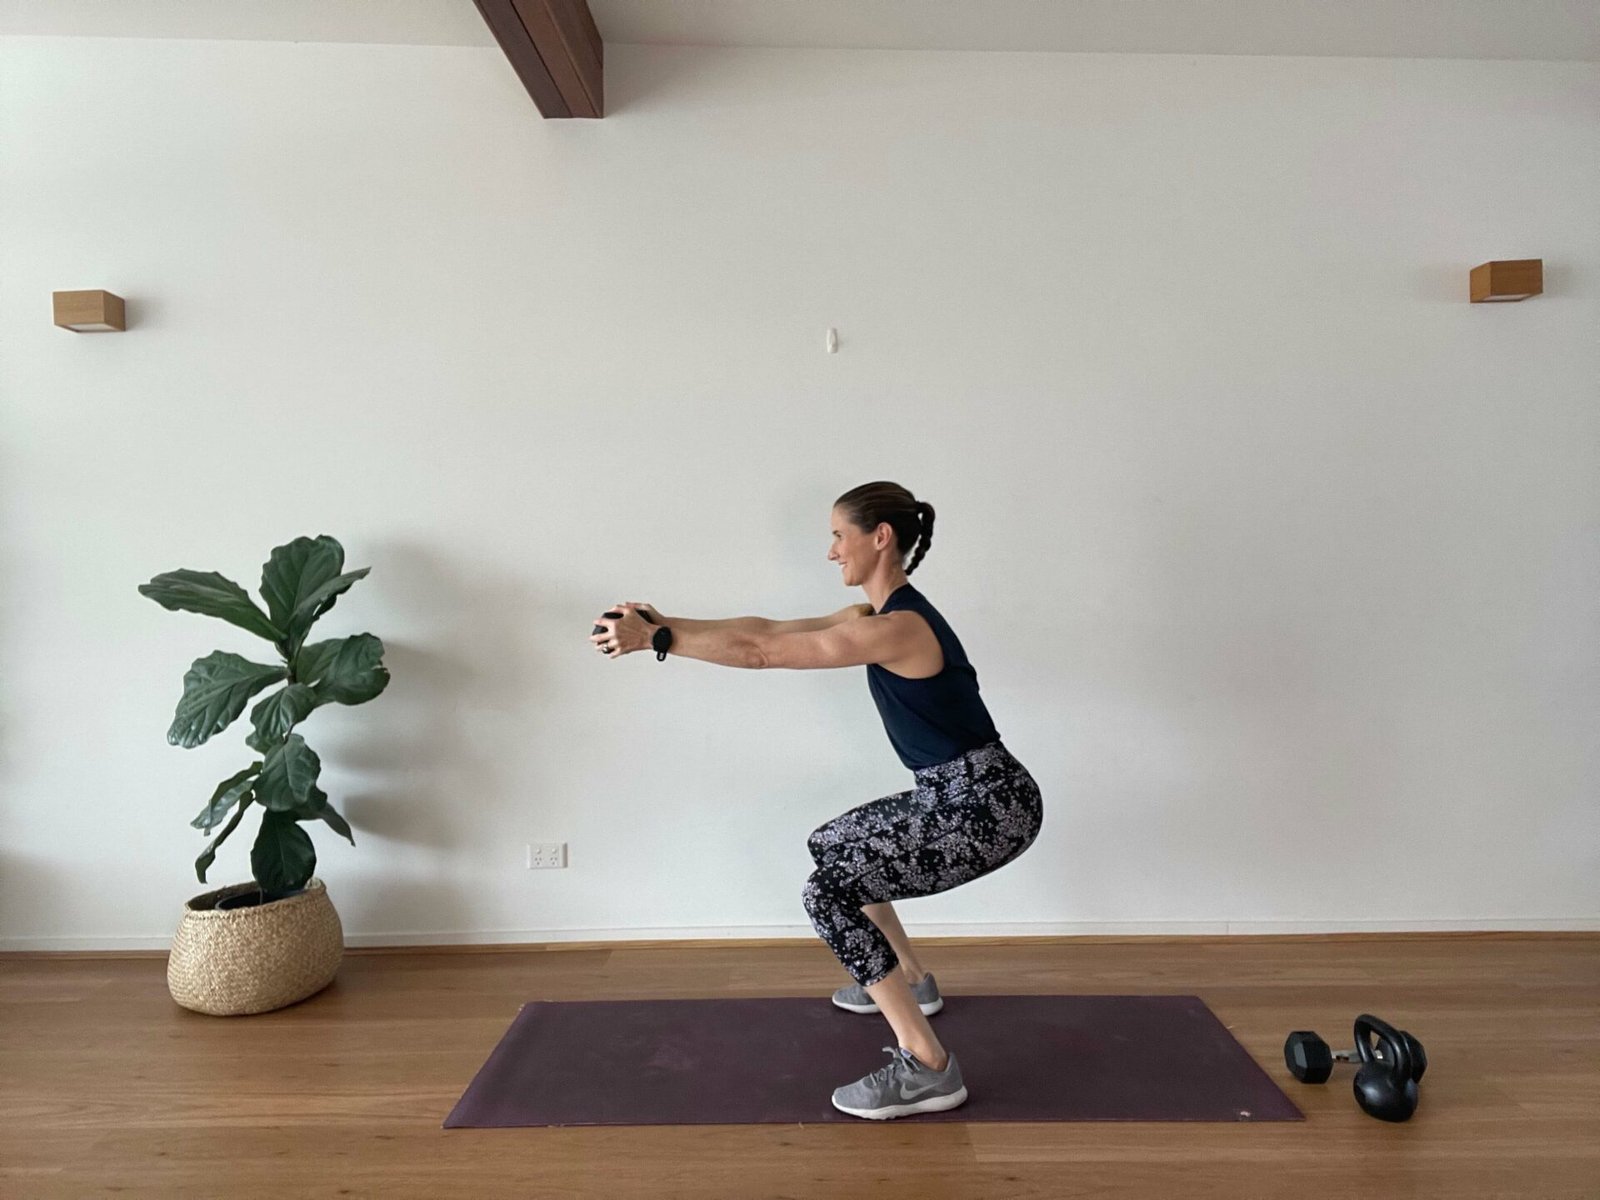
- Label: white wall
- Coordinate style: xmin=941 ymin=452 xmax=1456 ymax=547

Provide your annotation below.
xmin=2 ymin=36 xmax=1596 ymax=950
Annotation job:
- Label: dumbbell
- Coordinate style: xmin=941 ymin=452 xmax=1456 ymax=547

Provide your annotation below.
xmin=1285 ymin=1023 xmax=1427 ymax=1084
xmin=591 ymin=607 xmax=655 ymax=654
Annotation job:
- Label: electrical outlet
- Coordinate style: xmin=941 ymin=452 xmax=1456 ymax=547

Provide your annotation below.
xmin=526 ymin=842 xmax=566 ymax=869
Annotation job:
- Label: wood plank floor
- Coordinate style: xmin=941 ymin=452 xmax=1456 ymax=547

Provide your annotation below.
xmin=2 ymin=934 xmax=1597 ymax=1199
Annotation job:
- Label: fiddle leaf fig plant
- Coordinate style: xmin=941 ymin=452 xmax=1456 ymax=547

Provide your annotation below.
xmin=139 ymin=535 xmax=389 ymax=897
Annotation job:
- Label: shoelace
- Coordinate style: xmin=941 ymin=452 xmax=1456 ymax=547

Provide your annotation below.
xmin=865 ymin=1045 xmax=920 ymax=1088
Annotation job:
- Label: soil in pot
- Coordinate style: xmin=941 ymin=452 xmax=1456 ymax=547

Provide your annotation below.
xmin=215 ymin=886 xmax=307 ymax=910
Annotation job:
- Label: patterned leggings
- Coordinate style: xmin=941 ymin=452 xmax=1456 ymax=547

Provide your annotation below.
xmin=801 ymin=739 xmax=1044 ymax=988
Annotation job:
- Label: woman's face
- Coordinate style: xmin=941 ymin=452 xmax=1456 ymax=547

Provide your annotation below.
xmin=828 ymin=507 xmax=883 ymax=586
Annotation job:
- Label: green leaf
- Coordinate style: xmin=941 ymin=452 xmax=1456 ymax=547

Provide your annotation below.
xmin=166 ymin=652 xmax=289 ymax=749
xmin=196 ymin=794 xmax=253 ymax=883
xmin=139 ymin=569 xmax=285 ymax=644
xmin=286 ymin=568 xmax=369 ymax=656
xmin=296 ymin=634 xmax=390 ymax=707
xmin=296 ymin=786 xmax=355 ymax=845
xmin=259 ymin=537 xmax=345 ymax=632
xmin=191 ymin=763 xmax=263 ymax=831
xmin=246 ymin=683 xmax=320 ymax=753
xmin=317 ymin=800 xmax=354 ymax=845
xmin=259 ymin=537 xmax=368 ymax=658
xmin=254 ymin=733 xmax=322 ymax=812
xmin=251 ymin=810 xmax=315 ymax=894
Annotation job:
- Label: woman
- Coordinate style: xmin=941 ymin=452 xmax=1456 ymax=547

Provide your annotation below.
xmin=590 ymin=480 xmax=1044 ymax=1120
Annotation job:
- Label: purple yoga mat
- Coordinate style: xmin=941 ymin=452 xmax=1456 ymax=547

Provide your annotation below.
xmin=444 ymin=993 xmax=1303 ymax=1127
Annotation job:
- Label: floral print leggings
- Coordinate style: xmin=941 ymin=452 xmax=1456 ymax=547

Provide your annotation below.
xmin=802 ymin=739 xmax=1044 ymax=988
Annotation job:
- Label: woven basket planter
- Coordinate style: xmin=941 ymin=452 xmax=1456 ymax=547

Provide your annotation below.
xmin=167 ymin=877 xmax=344 ymax=1016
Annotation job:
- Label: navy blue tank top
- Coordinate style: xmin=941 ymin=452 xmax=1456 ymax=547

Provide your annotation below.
xmin=866 ymin=582 xmax=1000 ymax=770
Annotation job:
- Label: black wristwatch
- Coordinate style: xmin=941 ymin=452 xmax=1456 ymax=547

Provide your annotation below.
xmin=651 ymin=625 xmax=673 ymax=661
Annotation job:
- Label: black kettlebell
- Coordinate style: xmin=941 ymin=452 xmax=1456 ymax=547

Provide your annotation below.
xmin=1351 ymin=1013 xmax=1419 ymax=1122
xmin=592 ymin=607 xmax=655 ymax=654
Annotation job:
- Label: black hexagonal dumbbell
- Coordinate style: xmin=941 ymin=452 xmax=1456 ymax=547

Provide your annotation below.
xmin=1284 ymin=1027 xmax=1428 ymax=1084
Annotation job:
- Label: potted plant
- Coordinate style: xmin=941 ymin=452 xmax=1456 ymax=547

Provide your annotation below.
xmin=139 ymin=535 xmax=389 ymax=1015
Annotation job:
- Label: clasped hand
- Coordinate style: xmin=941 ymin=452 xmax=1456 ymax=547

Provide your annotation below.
xmin=590 ymin=601 xmax=654 ymax=658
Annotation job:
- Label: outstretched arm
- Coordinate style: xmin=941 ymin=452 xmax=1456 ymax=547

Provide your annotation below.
xmin=661 ymin=614 xmax=771 ymax=634
xmin=654 ymin=605 xmax=873 ymax=670
xmin=753 ymin=610 xmax=917 ymax=671
xmin=596 ymin=604 xmax=873 ymax=669
xmin=661 ymin=624 xmax=764 ymax=669
xmin=662 ymin=603 xmax=870 ymax=636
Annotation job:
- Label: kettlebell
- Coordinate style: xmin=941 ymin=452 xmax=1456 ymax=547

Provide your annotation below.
xmin=1351 ymin=1013 xmax=1419 ymax=1122
xmin=592 ymin=606 xmax=655 ymax=654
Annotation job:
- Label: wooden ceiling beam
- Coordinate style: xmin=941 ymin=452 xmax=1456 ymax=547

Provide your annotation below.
xmin=473 ymin=0 xmax=603 ymax=119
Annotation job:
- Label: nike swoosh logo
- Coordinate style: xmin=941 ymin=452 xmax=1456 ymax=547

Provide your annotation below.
xmin=899 ymin=1080 xmax=944 ymax=1101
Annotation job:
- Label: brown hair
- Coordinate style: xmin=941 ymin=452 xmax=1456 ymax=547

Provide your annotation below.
xmin=833 ymin=481 xmax=936 ymax=576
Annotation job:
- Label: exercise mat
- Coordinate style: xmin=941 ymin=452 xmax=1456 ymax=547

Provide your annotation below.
xmin=444 ymin=993 xmax=1303 ymax=1127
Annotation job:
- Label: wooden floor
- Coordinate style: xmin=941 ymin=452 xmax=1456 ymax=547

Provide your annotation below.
xmin=2 ymin=933 xmax=1597 ymax=1199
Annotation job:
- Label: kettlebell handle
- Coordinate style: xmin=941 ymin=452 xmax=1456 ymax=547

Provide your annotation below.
xmin=1353 ymin=1013 xmax=1412 ymax=1081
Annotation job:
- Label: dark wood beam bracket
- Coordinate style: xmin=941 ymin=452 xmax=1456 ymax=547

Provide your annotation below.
xmin=474 ymin=0 xmax=603 ymax=118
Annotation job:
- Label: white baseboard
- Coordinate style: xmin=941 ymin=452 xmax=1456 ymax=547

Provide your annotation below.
xmin=4 ymin=916 xmax=1598 ymax=953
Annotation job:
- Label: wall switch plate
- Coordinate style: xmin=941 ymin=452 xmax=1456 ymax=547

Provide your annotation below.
xmin=526 ymin=842 xmax=566 ymax=869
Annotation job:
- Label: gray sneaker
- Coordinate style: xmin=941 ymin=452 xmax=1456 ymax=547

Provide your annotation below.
xmin=831 ymin=971 xmax=943 ymax=1015
xmin=832 ymin=1045 xmax=968 ymax=1120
